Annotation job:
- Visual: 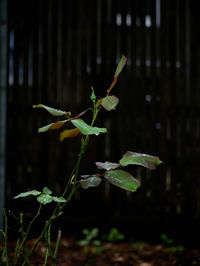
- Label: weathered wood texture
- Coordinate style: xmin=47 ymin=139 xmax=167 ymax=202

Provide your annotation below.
xmin=5 ymin=0 xmax=200 ymax=231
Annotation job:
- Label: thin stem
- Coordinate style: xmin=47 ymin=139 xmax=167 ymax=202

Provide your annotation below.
xmin=2 ymin=209 xmax=9 ymax=266
xmin=13 ymin=238 xmax=20 ymax=265
xmin=22 ymin=103 xmax=99 ymax=265
xmin=44 ymin=222 xmax=52 ymax=265
xmin=52 ymin=229 xmax=61 ymax=266
xmin=15 ymin=204 xmax=42 ymax=265
xmin=19 ymin=213 xmax=30 ymax=266
xmin=22 ymin=211 xmax=56 ymax=266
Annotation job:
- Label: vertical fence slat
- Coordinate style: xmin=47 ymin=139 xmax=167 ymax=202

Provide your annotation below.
xmin=0 ymin=0 xmax=7 ymax=230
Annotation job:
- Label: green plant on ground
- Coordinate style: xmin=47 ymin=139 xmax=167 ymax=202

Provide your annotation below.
xmin=160 ymin=233 xmax=174 ymax=245
xmin=102 ymin=227 xmax=125 ymax=243
xmin=77 ymin=228 xmax=101 ymax=247
xmin=161 ymin=233 xmax=185 ymax=254
xmin=0 ymin=55 xmax=162 ymax=265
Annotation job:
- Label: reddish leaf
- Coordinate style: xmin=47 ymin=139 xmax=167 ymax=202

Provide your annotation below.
xmin=108 ymin=55 xmax=127 ymax=94
xmin=38 ymin=120 xmax=68 ymax=133
xmin=95 ymin=161 xmax=120 ymax=171
xmin=97 ymin=98 xmax=103 ymax=106
xmin=119 ymin=151 xmax=162 ymax=170
xmin=59 ymin=128 xmax=80 ymax=141
xmin=49 ymin=120 xmax=68 ymax=130
xmin=80 ymin=176 xmax=102 ymax=189
xmin=72 ymin=108 xmax=91 ymax=120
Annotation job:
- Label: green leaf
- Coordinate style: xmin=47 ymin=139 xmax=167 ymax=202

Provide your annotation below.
xmin=95 ymin=161 xmax=120 ymax=171
xmin=14 ymin=190 xmax=41 ymax=199
xmin=114 ymin=55 xmax=127 ymax=78
xmin=119 ymin=151 xmax=162 ymax=170
xmin=77 ymin=239 xmax=89 ymax=246
xmin=108 ymin=55 xmax=127 ymax=93
xmin=104 ymin=169 xmax=140 ymax=192
xmin=33 ymin=104 xmax=71 ymax=117
xmin=102 ymin=95 xmax=119 ymax=111
xmin=38 ymin=120 xmax=68 ymax=133
xmin=37 ymin=194 xmax=53 ymax=205
xmin=80 ymin=176 xmax=102 ymax=189
xmin=52 ymin=197 xmax=67 ymax=203
xmin=71 ymin=119 xmax=107 ymax=136
xmin=43 ymin=187 xmax=52 ymax=195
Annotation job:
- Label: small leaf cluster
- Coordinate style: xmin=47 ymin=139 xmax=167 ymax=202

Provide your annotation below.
xmin=77 ymin=227 xmax=125 ymax=247
xmin=77 ymin=228 xmax=101 ymax=247
xmin=14 ymin=187 xmax=66 ymax=205
xmin=32 ymin=55 xmax=127 ymax=141
xmin=102 ymin=227 xmax=125 ymax=243
xmin=79 ymin=152 xmax=162 ymax=192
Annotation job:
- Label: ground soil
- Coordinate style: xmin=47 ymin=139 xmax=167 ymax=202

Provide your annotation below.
xmin=2 ymin=237 xmax=200 ymax=266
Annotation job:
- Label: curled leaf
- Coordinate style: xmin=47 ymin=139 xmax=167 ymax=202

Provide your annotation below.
xmin=108 ymin=55 xmax=127 ymax=93
xmin=14 ymin=190 xmax=41 ymax=199
xmin=80 ymin=176 xmax=102 ymax=189
xmin=95 ymin=161 xmax=120 ymax=171
xmin=71 ymin=119 xmax=107 ymax=136
xmin=33 ymin=104 xmax=71 ymax=117
xmin=59 ymin=128 xmax=80 ymax=141
xmin=119 ymin=151 xmax=162 ymax=170
xmin=52 ymin=197 xmax=67 ymax=203
xmin=102 ymin=95 xmax=119 ymax=111
xmin=38 ymin=120 xmax=68 ymax=133
xmin=104 ymin=169 xmax=140 ymax=192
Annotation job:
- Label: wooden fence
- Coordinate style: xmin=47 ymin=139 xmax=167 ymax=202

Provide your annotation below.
xmin=3 ymin=0 xmax=200 ymax=238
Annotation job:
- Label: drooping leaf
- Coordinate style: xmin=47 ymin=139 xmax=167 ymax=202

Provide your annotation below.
xmin=102 ymin=95 xmax=119 ymax=111
xmin=43 ymin=187 xmax=52 ymax=195
xmin=14 ymin=190 xmax=41 ymax=199
xmin=37 ymin=194 xmax=53 ymax=205
xmin=59 ymin=128 xmax=80 ymax=141
xmin=119 ymin=151 xmax=162 ymax=170
xmin=71 ymin=119 xmax=107 ymax=136
xmin=52 ymin=197 xmax=67 ymax=203
xmin=38 ymin=120 xmax=68 ymax=133
xmin=80 ymin=176 xmax=102 ymax=189
xmin=80 ymin=175 xmax=91 ymax=179
xmin=104 ymin=169 xmax=140 ymax=192
xmin=33 ymin=104 xmax=71 ymax=117
xmin=95 ymin=161 xmax=120 ymax=171
xmin=108 ymin=55 xmax=127 ymax=93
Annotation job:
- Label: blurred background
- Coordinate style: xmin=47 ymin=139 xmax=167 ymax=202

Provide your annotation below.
xmin=1 ymin=0 xmax=200 ymax=244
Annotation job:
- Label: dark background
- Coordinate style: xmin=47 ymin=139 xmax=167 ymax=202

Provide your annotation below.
xmin=1 ymin=0 xmax=200 ymax=245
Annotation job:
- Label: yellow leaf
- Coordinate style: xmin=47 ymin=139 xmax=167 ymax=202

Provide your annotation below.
xmin=49 ymin=121 xmax=67 ymax=130
xmin=59 ymin=128 xmax=80 ymax=141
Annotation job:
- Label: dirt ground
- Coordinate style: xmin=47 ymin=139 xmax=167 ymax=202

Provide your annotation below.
xmin=3 ymin=237 xmax=200 ymax=266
